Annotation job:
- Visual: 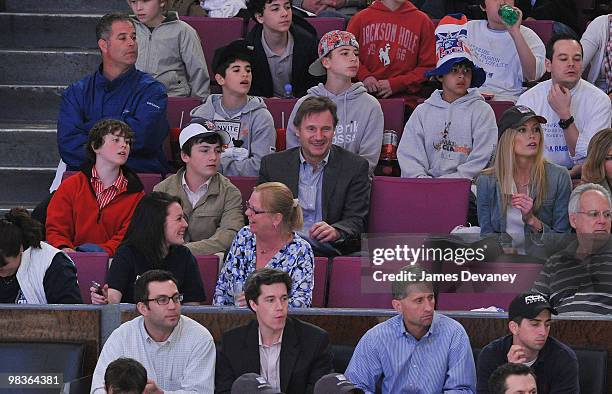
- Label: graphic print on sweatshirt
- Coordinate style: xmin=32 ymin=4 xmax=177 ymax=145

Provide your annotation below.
xmin=333 ymin=121 xmax=360 ymax=145
xmin=362 ymin=23 xmax=421 ymax=64
xmin=432 ymin=122 xmax=471 ymax=156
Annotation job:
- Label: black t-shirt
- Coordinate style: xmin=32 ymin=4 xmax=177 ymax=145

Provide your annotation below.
xmin=0 ymin=252 xmax=82 ymax=304
xmin=107 ymin=244 xmax=206 ymax=304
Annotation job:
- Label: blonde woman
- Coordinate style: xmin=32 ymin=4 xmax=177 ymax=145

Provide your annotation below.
xmin=214 ymin=182 xmax=314 ymax=307
xmin=582 ymin=128 xmax=612 ymax=195
xmin=476 ymin=106 xmax=572 ymax=254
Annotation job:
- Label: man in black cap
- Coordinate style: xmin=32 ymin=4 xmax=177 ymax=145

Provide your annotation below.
xmin=231 ymin=373 xmax=283 ymax=394
xmin=314 ymin=373 xmax=364 ymax=394
xmin=476 ymin=292 xmax=579 ymax=394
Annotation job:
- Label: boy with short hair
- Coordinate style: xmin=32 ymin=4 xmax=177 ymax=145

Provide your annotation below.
xmin=466 ymin=0 xmax=546 ymax=101
xmin=285 ymin=30 xmax=384 ymax=173
xmin=154 ymin=120 xmax=245 ymax=256
xmin=245 ymin=0 xmax=320 ymax=98
xmin=347 ymin=0 xmax=436 ymax=109
xmin=104 ymin=358 xmax=147 ymax=394
xmin=398 ymin=15 xmax=498 ymax=180
xmin=129 ymin=0 xmax=210 ymax=98
xmin=190 ymin=40 xmax=276 ymax=176
xmin=46 ymin=119 xmax=145 ymax=256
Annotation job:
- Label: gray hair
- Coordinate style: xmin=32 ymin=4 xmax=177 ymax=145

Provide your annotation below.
xmin=96 ymin=13 xmax=133 ymax=41
xmin=568 ymin=183 xmax=612 ymax=214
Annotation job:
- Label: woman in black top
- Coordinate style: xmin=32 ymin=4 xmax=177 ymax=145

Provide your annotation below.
xmin=0 ymin=208 xmax=82 ymax=304
xmin=91 ymin=192 xmax=205 ymax=304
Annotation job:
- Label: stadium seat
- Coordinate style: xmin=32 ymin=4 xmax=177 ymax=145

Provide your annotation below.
xmin=61 ymin=171 xmax=162 ymax=193
xmin=327 ymin=256 xmax=393 ymax=308
xmin=227 ymin=176 xmax=258 ymax=209
xmin=367 ymin=177 xmax=470 ymax=234
xmin=181 ymin=17 xmax=244 ymax=76
xmin=0 ymin=342 xmax=85 ymax=383
xmin=68 ymin=252 xmax=108 ymax=304
xmin=487 ymin=100 xmax=514 ymax=122
xmin=195 ymin=255 xmax=220 ymax=305
xmin=439 ymin=262 xmax=543 ymax=294
xmin=522 ymin=20 xmax=554 ymax=45
xmin=263 ymin=98 xmax=298 ymax=151
xmin=378 ymin=98 xmax=405 ymax=137
xmin=574 ymin=348 xmax=608 ymax=394
xmin=436 ymin=292 xmax=517 ymax=311
xmin=313 ymin=256 xmax=329 ymax=308
xmin=167 ymin=97 xmax=201 ymax=129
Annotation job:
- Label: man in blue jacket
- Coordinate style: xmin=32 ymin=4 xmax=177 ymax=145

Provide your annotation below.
xmin=57 ymin=13 xmax=169 ymax=174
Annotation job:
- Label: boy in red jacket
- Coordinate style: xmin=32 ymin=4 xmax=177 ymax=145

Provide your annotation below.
xmin=46 ymin=119 xmax=145 ymax=256
xmin=347 ymin=0 xmax=436 ymax=109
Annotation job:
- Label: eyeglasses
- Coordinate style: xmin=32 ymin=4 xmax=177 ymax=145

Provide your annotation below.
xmin=576 ymin=210 xmax=612 ymax=220
xmin=144 ymin=293 xmax=184 ymax=305
xmin=245 ymin=201 xmax=275 ymax=215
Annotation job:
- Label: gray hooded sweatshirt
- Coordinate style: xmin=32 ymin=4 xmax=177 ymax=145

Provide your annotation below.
xmin=398 ymin=88 xmax=497 ymax=179
xmin=285 ymin=82 xmax=384 ymax=173
xmin=191 ymin=94 xmax=275 ymax=176
xmin=132 ymin=12 xmax=210 ymax=98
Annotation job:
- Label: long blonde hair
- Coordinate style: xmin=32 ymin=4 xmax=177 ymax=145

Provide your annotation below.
xmin=482 ymin=126 xmax=548 ymax=214
xmin=582 ymin=128 xmax=612 ymax=184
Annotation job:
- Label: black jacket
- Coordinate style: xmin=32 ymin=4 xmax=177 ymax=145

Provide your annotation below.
xmin=215 ymin=317 xmax=333 ymax=393
xmin=246 ymin=21 xmax=321 ymax=98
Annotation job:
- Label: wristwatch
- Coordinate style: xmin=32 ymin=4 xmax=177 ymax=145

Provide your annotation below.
xmin=558 ymin=116 xmax=574 ymax=130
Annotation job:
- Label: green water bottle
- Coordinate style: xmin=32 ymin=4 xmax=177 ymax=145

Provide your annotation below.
xmin=498 ymin=4 xmax=519 ymax=26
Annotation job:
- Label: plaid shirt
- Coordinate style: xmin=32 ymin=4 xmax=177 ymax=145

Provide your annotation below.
xmin=90 ymin=166 xmax=128 ymax=209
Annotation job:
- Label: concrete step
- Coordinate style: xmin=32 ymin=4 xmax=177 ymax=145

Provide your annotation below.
xmin=0 ymin=13 xmax=100 ymax=49
xmin=0 ymin=167 xmax=55 ymax=206
xmin=0 ymin=49 xmax=100 ymax=85
xmin=0 ymin=84 xmax=65 ymax=122
xmin=4 ymin=0 xmax=130 ymax=14
xmin=0 ymin=123 xmax=60 ymax=167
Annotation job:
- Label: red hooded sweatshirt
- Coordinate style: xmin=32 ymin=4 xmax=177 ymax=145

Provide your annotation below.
xmin=347 ymin=1 xmax=436 ymax=106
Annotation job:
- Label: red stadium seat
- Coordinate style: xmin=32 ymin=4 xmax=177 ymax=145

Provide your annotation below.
xmin=439 ymin=262 xmax=542 ymax=294
xmin=263 ymin=98 xmax=298 ymax=151
xmin=68 ymin=252 xmax=108 ymax=304
xmin=62 ymin=171 xmax=162 ymax=193
xmin=327 ymin=257 xmax=393 ymax=308
xmin=227 ymin=176 xmax=258 ymax=209
xmin=367 ymin=177 xmax=471 ymax=234
xmin=313 ymin=256 xmax=329 ymax=307
xmin=378 ymin=98 xmax=405 ymax=137
xmin=437 ymin=292 xmax=517 ymax=311
xmin=195 ymin=255 xmax=220 ymax=305
xmin=487 ymin=100 xmax=514 ymax=122
xmin=167 ymin=97 xmax=202 ymax=129
xmin=522 ymin=20 xmax=554 ymax=45
xmin=181 ymin=17 xmax=245 ymax=76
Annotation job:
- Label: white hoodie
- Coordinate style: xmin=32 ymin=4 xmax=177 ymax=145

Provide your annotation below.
xmin=285 ymin=82 xmax=384 ymax=173
xmin=398 ymin=88 xmax=497 ymax=179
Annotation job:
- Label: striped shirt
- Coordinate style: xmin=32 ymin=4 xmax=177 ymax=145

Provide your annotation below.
xmin=345 ymin=313 xmax=476 ymax=394
xmin=90 ymin=315 xmax=216 ymax=393
xmin=90 ymin=166 xmax=128 ymax=209
xmin=533 ymin=239 xmax=612 ymax=315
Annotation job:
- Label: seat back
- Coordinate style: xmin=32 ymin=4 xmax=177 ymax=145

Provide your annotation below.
xmin=62 ymin=172 xmax=162 ymax=193
xmin=368 ymin=177 xmax=470 ymax=234
xmin=487 ymin=100 xmax=514 ymax=122
xmin=522 ymin=20 xmax=554 ymax=45
xmin=195 ymin=255 xmax=220 ymax=305
xmin=575 ymin=348 xmax=608 ymax=394
xmin=227 ymin=176 xmax=258 ymax=209
xmin=313 ymin=257 xmax=329 ymax=308
xmin=180 ymin=17 xmax=244 ymax=77
xmin=378 ymin=98 xmax=405 ymax=137
xmin=331 ymin=344 xmax=355 ymax=373
xmin=68 ymin=252 xmax=109 ymax=304
xmin=327 ymin=257 xmax=393 ymax=308
xmin=0 ymin=342 xmax=85 ymax=383
xmin=262 ymin=98 xmax=298 ymax=151
xmin=436 ymin=292 xmax=517 ymax=311
xmin=440 ymin=262 xmax=542 ymax=293
xmin=167 ymin=97 xmax=202 ymax=129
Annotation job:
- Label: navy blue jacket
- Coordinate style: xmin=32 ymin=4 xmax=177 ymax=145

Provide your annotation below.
xmin=57 ymin=65 xmax=169 ymax=173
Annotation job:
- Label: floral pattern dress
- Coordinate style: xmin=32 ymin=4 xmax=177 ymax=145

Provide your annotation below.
xmin=213 ymin=226 xmax=315 ymax=307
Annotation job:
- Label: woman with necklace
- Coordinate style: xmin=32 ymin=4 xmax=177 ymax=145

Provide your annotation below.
xmin=213 ymin=182 xmax=314 ymax=307
xmin=0 ymin=208 xmax=82 ymax=304
xmin=477 ymin=105 xmax=572 ymax=256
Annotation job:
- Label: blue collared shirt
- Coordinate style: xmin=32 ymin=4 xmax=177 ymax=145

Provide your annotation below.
xmin=345 ymin=313 xmax=476 ymax=393
xmin=297 ymin=149 xmax=329 ymax=237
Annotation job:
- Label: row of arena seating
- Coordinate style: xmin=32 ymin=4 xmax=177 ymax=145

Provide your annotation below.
xmin=70 ymin=251 xmax=541 ymax=309
xmin=62 ymin=173 xmax=474 ymax=234
xmin=179 ymin=16 xmax=555 ymax=78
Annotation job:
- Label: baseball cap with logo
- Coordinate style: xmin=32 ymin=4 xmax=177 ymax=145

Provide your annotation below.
xmin=424 ymin=14 xmax=486 ymax=88
xmin=314 ymin=373 xmax=364 ymax=394
xmin=309 ymin=30 xmax=360 ymax=77
xmin=178 ymin=119 xmax=230 ymax=149
xmin=497 ymin=105 xmax=547 ymax=138
xmin=231 ymin=373 xmax=283 ymax=394
xmin=508 ymin=292 xmax=558 ymax=321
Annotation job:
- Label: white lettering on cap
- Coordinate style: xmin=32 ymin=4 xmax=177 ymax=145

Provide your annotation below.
xmin=525 ymin=294 xmax=546 ymax=304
